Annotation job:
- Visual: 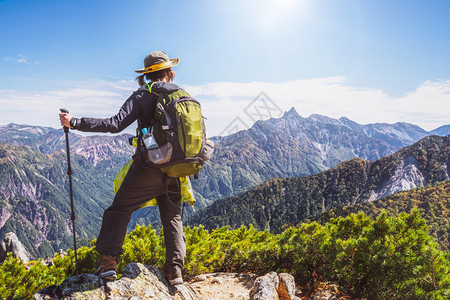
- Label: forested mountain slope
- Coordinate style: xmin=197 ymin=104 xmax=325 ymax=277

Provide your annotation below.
xmin=301 ymin=180 xmax=449 ymax=250
xmin=0 ymin=143 xmax=111 ymax=258
xmin=188 ymin=135 xmax=449 ymax=232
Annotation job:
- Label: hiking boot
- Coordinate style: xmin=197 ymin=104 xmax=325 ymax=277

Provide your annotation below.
xmin=94 ymin=254 xmax=119 ymax=280
xmin=166 ymin=273 xmax=183 ymax=285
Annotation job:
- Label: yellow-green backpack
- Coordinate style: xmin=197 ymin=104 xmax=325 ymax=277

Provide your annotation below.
xmin=141 ymin=83 xmax=214 ymax=177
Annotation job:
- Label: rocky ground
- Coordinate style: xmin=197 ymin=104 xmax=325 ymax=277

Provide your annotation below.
xmin=188 ymin=273 xmax=258 ymax=300
xmin=34 ymin=263 xmax=354 ymax=299
xmin=189 ymin=273 xmax=355 ymax=300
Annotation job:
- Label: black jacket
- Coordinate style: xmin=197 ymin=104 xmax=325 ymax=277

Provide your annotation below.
xmin=70 ymin=81 xmax=182 ymax=162
xmin=70 ymin=82 xmax=181 ymax=133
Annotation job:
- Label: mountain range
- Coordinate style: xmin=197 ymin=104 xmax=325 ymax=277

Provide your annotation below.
xmin=187 ymin=135 xmax=449 ymax=233
xmin=0 ymin=111 xmax=448 ymax=258
xmin=0 ymin=123 xmax=134 ymax=180
xmin=192 ymin=108 xmax=444 ymax=203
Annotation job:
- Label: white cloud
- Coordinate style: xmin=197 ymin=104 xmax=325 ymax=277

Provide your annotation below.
xmin=186 ymin=77 xmax=450 ymax=135
xmin=0 ymin=77 xmax=448 ymax=137
xmin=3 ymin=54 xmax=29 ymax=64
xmin=0 ymin=80 xmax=135 ymax=133
xmin=16 ymin=54 xmax=28 ymax=64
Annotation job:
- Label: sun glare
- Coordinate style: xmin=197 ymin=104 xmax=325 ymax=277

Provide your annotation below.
xmin=250 ymin=0 xmax=310 ymax=33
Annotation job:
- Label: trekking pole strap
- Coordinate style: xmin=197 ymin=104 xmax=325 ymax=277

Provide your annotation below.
xmin=181 ymin=201 xmax=186 ymax=220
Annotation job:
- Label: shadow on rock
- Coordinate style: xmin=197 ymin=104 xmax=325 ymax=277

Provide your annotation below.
xmin=34 ymin=263 xmax=199 ymax=300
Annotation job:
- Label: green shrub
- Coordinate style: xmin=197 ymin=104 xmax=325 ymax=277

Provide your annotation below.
xmin=0 ymin=210 xmax=448 ymax=299
xmin=121 ymin=224 xmax=165 ymax=273
xmin=0 ymin=254 xmax=66 ymax=299
xmin=323 ymin=210 xmax=448 ymax=299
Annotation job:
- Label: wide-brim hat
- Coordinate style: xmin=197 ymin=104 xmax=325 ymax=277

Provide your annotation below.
xmin=135 ymin=51 xmax=180 ymax=74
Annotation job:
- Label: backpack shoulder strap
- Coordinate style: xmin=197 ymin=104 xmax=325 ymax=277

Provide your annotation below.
xmin=144 ymin=82 xmax=160 ymax=97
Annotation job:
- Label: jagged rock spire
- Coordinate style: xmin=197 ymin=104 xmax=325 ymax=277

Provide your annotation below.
xmin=0 ymin=232 xmax=31 ymax=263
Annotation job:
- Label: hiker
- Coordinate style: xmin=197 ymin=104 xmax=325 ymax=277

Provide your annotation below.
xmin=59 ymin=51 xmax=186 ymax=285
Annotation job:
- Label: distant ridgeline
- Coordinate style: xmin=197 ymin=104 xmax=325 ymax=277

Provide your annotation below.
xmin=0 ymin=114 xmax=449 ymax=258
xmin=187 ymin=135 xmax=450 ymax=250
xmin=192 ymin=108 xmax=447 ymax=202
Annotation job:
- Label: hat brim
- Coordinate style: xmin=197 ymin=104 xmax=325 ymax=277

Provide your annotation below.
xmin=135 ymin=58 xmax=180 ymax=74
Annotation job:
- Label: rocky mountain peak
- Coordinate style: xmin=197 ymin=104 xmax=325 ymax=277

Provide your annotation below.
xmin=281 ymin=107 xmax=301 ymax=119
xmin=338 ymin=116 xmax=361 ymax=129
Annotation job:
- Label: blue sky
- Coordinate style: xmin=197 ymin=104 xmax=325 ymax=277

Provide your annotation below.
xmin=1 ymin=0 xmax=449 ymax=136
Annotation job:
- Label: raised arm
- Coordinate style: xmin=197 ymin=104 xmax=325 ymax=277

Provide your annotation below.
xmin=67 ymin=91 xmax=142 ymax=133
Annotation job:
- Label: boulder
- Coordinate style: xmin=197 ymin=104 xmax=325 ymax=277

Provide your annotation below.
xmin=33 ymin=274 xmax=104 ymax=300
xmin=277 ymin=273 xmax=299 ymax=300
xmin=34 ymin=263 xmax=199 ymax=300
xmin=0 ymin=232 xmax=31 ymax=263
xmin=193 ymin=274 xmax=208 ymax=282
xmin=250 ymin=272 xmax=301 ymax=300
xmin=249 ymin=271 xmax=280 ymax=300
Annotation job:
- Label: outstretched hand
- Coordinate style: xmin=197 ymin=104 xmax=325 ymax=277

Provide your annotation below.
xmin=59 ymin=113 xmax=73 ymax=128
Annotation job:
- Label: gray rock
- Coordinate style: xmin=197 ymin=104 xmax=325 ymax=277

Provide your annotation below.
xmin=249 ymin=271 xmax=279 ymax=300
xmin=33 ymin=285 xmax=59 ymax=300
xmin=193 ymin=274 xmax=208 ymax=282
xmin=172 ymin=283 xmax=198 ymax=300
xmin=0 ymin=232 xmax=31 ymax=263
xmin=57 ymin=249 xmax=67 ymax=257
xmin=239 ymin=273 xmax=258 ymax=288
xmin=313 ymin=289 xmax=337 ymax=300
xmin=33 ymin=274 xmax=105 ymax=299
xmin=211 ymin=277 xmax=223 ymax=284
xmin=34 ymin=263 xmax=199 ymax=300
xmin=277 ymin=273 xmax=300 ymax=300
xmin=59 ymin=274 xmax=106 ymax=299
xmin=106 ymin=263 xmax=173 ymax=299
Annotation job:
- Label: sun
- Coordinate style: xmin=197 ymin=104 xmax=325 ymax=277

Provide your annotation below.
xmin=249 ymin=0 xmax=310 ymax=33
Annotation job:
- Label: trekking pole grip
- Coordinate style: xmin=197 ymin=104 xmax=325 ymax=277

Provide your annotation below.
xmin=60 ymin=108 xmax=70 ymax=133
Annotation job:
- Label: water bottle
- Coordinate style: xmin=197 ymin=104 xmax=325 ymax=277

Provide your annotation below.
xmin=203 ymin=139 xmax=215 ymax=161
xmin=142 ymin=128 xmax=164 ymax=163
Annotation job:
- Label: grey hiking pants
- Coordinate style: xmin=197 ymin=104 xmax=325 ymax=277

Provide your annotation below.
xmin=96 ymin=161 xmax=186 ymax=275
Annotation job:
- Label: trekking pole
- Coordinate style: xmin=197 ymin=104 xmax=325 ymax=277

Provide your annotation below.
xmin=60 ymin=108 xmax=79 ymax=276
